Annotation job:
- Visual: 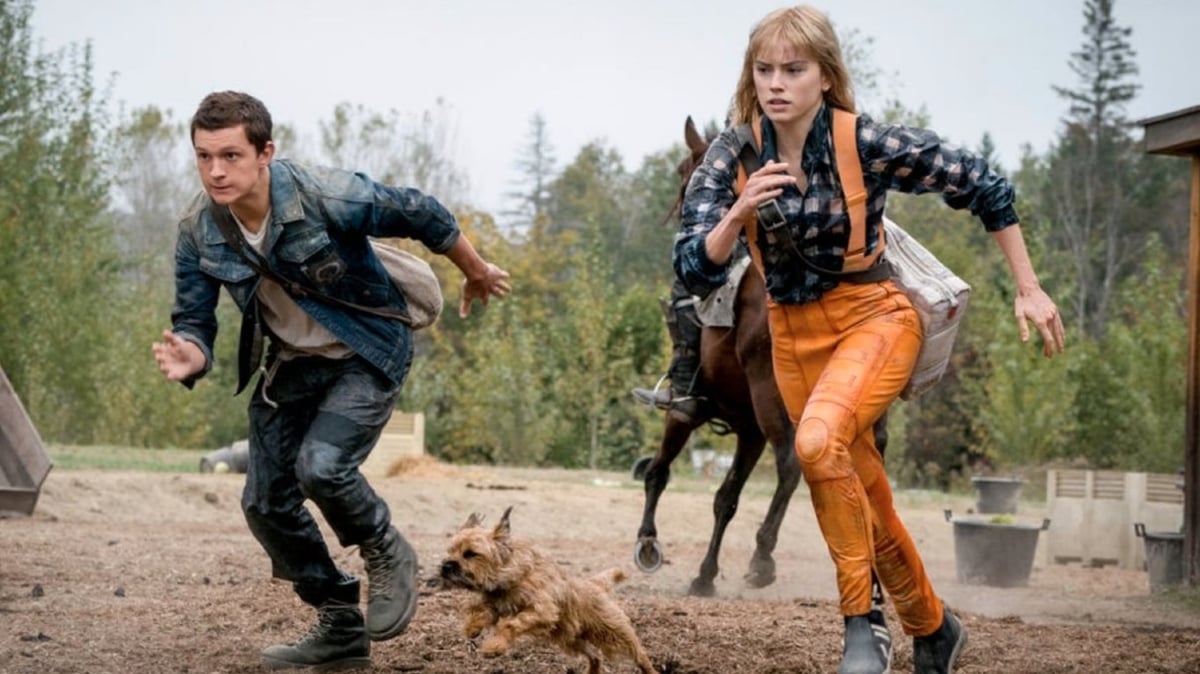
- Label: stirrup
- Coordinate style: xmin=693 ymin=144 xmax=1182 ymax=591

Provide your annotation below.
xmin=632 ymin=374 xmax=671 ymax=409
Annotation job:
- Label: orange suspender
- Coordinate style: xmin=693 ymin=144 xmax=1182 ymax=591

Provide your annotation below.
xmin=830 ymin=108 xmax=885 ymax=271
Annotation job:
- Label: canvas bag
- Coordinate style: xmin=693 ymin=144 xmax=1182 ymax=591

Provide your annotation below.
xmin=369 ymin=239 xmax=444 ymax=330
xmin=875 ymin=217 xmax=970 ymax=399
xmin=734 ymin=109 xmax=970 ymax=399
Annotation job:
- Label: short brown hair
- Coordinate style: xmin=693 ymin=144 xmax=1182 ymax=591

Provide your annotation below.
xmin=190 ymin=91 xmax=273 ymax=153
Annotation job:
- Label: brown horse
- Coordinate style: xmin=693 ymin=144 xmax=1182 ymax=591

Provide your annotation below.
xmin=633 ymin=117 xmax=887 ymax=597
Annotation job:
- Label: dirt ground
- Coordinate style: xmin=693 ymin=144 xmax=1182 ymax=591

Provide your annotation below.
xmin=2 ymin=457 xmax=1199 ymax=674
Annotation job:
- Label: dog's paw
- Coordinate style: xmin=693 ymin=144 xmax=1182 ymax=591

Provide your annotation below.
xmin=480 ymin=636 xmax=509 ymax=657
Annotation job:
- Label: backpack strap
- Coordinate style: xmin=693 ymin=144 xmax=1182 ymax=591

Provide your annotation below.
xmin=830 ymin=108 xmax=886 ymax=271
xmin=732 ymin=120 xmax=767 ymax=278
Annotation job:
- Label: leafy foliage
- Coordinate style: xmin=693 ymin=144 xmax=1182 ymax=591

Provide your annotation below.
xmin=0 ymin=0 xmax=119 ymax=443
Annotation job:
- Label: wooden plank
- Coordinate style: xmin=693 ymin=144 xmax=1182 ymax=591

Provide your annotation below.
xmin=0 ymin=487 xmax=40 ymax=515
xmin=361 ymin=412 xmax=425 ymax=478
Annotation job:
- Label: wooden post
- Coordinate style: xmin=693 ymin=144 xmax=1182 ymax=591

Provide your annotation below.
xmin=1139 ymin=105 xmax=1200 ymax=586
xmin=1188 ymin=156 xmax=1200 ymax=586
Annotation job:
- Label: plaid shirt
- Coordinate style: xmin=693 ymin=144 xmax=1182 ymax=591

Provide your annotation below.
xmin=674 ymin=104 xmax=1019 ymax=305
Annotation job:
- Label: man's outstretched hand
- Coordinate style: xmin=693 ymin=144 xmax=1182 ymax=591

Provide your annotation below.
xmin=460 ymin=263 xmax=512 ymax=318
xmin=151 ymin=330 xmax=206 ymax=381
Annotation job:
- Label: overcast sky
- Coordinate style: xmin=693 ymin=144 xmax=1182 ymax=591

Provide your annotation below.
xmin=29 ymin=0 xmax=1200 ymax=218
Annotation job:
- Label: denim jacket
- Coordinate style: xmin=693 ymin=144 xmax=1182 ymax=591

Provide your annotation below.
xmin=170 ymin=159 xmax=460 ymax=393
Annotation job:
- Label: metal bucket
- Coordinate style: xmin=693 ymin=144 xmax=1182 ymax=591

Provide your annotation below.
xmin=1134 ymin=523 xmax=1184 ymax=592
xmin=971 ymin=476 xmax=1024 ymax=514
xmin=946 ymin=510 xmax=1049 ymax=587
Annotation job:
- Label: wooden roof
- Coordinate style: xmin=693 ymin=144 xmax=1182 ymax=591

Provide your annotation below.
xmin=1138 ymin=104 xmax=1200 ymax=156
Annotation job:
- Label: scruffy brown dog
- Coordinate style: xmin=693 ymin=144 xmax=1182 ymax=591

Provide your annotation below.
xmin=439 ymin=507 xmax=657 ymax=674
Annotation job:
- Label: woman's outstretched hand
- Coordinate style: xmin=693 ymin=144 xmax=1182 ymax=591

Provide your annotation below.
xmin=1014 ymin=289 xmax=1066 ymax=358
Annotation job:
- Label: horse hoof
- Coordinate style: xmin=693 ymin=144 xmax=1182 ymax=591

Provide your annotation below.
xmin=744 ymin=558 xmax=777 ymax=588
xmin=687 ymin=578 xmax=716 ymax=597
xmin=634 ymin=538 xmax=663 ymax=573
xmin=744 ymin=570 xmax=777 ymax=588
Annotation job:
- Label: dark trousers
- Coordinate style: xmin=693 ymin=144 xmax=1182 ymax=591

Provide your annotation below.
xmin=242 ymin=354 xmax=403 ymax=607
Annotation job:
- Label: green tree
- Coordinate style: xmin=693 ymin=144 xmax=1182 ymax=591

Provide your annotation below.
xmin=109 ymin=105 xmax=192 ymax=284
xmin=543 ymin=241 xmax=647 ymax=469
xmin=1066 ymin=237 xmax=1186 ymax=470
xmin=615 ymin=147 xmax=686 ymax=289
xmin=547 ymin=141 xmax=631 ymax=271
xmin=317 ymin=99 xmax=469 ymax=207
xmin=0 ymin=0 xmax=121 ymax=443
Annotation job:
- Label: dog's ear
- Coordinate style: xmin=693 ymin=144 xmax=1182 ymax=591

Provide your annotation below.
xmin=492 ymin=506 xmax=513 ymax=541
xmin=460 ymin=512 xmax=485 ymax=530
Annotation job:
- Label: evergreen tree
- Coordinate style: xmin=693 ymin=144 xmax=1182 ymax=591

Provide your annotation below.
xmin=1046 ymin=0 xmax=1144 ymax=339
xmin=502 ymin=112 xmax=556 ymax=239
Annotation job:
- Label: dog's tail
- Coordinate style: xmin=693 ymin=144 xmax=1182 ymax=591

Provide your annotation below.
xmin=589 ymin=567 xmax=628 ymax=592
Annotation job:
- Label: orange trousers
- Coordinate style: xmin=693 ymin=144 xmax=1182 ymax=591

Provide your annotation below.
xmin=768 ymin=279 xmax=942 ymax=636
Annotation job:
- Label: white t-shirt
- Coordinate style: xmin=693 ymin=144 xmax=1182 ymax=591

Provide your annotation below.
xmin=235 ymin=211 xmax=354 ymax=361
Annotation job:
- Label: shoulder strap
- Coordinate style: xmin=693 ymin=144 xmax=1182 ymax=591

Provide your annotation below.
xmin=830 ymin=108 xmax=885 ymax=271
xmin=732 ymin=120 xmax=766 ymax=278
xmin=208 ymin=202 xmax=414 ymax=325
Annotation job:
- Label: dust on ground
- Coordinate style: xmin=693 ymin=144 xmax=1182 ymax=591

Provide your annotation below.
xmin=2 ymin=458 xmax=1198 ymax=673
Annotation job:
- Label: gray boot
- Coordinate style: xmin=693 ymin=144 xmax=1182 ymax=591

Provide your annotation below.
xmin=360 ymin=525 xmax=419 ymax=641
xmin=913 ymin=606 xmax=967 ymax=673
xmin=839 ymin=614 xmax=892 ymax=674
xmin=261 ymin=600 xmax=370 ymax=670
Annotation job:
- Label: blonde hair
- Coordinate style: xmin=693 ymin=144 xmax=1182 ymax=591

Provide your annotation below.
xmin=730 ymin=5 xmax=855 ymax=125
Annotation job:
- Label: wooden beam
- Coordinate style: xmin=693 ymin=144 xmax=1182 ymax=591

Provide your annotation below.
xmin=1188 ymin=157 xmax=1200 ymax=586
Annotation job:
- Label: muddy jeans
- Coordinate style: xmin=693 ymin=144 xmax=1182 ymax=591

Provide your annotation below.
xmin=768 ymin=279 xmax=943 ymax=637
xmin=242 ymin=353 xmax=404 ymax=607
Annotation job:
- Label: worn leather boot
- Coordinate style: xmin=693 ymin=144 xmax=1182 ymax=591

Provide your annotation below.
xmin=631 ymin=287 xmax=708 ymax=424
xmin=360 ymin=525 xmax=419 ymax=641
xmin=261 ymin=600 xmax=370 ymax=670
xmin=913 ymin=607 xmax=967 ymax=673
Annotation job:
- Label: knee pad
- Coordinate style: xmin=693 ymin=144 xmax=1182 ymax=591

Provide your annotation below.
xmin=795 ymin=417 xmax=830 ymax=466
xmin=796 ymin=417 xmax=857 ymax=482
